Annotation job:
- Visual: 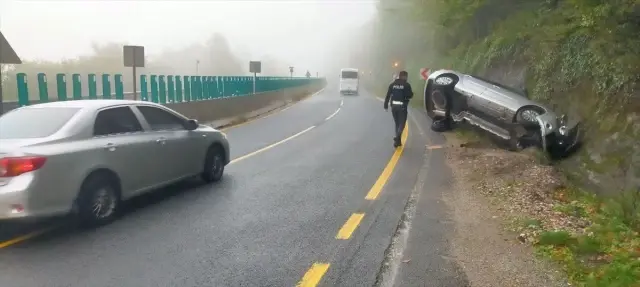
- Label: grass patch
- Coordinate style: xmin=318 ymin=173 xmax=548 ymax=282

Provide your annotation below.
xmin=533 ymin=187 xmax=640 ymax=286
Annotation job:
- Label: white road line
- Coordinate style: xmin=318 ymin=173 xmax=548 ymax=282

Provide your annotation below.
xmin=229 ymin=126 xmax=316 ymax=164
xmin=325 ymin=107 xmax=341 ymax=121
xmin=229 ymin=95 xmax=341 ymax=164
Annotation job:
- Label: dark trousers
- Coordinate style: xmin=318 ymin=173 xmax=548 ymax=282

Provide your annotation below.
xmin=391 ymin=106 xmax=408 ymax=140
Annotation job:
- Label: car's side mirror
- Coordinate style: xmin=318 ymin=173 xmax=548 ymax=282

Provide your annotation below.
xmin=185 ymin=119 xmax=199 ymax=131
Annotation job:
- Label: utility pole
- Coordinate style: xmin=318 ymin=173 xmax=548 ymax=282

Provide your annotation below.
xmin=196 ymin=60 xmax=200 ymax=75
xmin=289 ymin=66 xmax=294 ymax=78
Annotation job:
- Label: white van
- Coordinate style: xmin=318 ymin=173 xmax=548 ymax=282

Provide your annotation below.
xmin=339 ymin=68 xmax=359 ymax=95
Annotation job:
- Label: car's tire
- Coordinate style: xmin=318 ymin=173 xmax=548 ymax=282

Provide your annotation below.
xmin=202 ymin=145 xmax=225 ymax=183
xmin=431 ymin=116 xmax=452 ymax=132
xmin=506 ymin=127 xmax=524 ymax=152
xmin=76 ymin=173 xmax=121 ymax=227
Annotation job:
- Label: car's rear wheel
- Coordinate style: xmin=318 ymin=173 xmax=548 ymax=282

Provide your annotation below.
xmin=77 ymin=173 xmax=121 ymax=227
xmin=202 ymin=145 xmax=225 ymax=183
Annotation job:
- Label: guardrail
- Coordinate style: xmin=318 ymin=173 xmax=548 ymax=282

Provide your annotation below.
xmin=4 ymin=73 xmax=323 ymax=110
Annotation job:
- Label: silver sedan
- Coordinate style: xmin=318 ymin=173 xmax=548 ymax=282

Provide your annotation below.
xmin=0 ymin=100 xmax=230 ymax=226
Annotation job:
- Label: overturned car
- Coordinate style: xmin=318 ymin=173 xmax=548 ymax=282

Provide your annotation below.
xmin=424 ymin=69 xmax=582 ymax=157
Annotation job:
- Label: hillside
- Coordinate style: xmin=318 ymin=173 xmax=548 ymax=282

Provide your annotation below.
xmin=358 ymin=0 xmax=640 ymax=285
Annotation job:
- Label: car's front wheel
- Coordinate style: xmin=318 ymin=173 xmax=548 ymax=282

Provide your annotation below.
xmin=76 ymin=173 xmax=121 ymax=227
xmin=202 ymin=145 xmax=225 ymax=183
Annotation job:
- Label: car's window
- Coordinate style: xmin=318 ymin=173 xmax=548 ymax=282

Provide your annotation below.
xmin=93 ymin=107 xmax=143 ymax=136
xmin=137 ymin=106 xmax=186 ymax=131
xmin=0 ymin=107 xmax=80 ymax=139
xmin=341 ymin=71 xmax=358 ymax=79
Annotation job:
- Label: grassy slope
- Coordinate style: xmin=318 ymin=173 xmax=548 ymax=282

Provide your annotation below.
xmin=365 ymin=0 xmax=640 ymax=285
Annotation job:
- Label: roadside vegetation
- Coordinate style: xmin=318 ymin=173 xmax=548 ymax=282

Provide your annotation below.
xmin=354 ymin=0 xmax=640 ymax=285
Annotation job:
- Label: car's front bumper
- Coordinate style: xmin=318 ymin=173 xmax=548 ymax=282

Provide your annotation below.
xmin=543 ymin=122 xmax=582 ymax=154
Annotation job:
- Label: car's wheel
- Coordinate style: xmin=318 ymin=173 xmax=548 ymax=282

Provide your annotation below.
xmin=506 ymin=127 xmax=524 ymax=152
xmin=431 ymin=116 xmax=452 ymax=132
xmin=202 ymin=145 xmax=225 ymax=183
xmin=433 ymin=74 xmax=458 ymax=88
xmin=76 ymin=173 xmax=121 ymax=227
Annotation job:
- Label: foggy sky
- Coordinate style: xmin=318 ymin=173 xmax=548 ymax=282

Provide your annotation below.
xmin=0 ymin=0 xmax=376 ymax=75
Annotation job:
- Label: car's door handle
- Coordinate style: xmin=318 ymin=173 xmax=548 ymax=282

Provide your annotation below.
xmin=105 ymin=143 xmax=116 ymax=152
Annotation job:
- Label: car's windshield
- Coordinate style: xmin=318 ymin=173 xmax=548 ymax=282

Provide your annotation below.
xmin=0 ymin=107 xmax=80 ymax=139
xmin=469 ymin=75 xmax=526 ymax=96
xmin=341 ymin=71 xmax=358 ymax=79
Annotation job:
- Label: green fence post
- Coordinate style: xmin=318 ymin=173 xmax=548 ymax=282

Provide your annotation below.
xmin=114 ymin=74 xmax=124 ymax=99
xmin=222 ymin=77 xmax=228 ymax=97
xmin=175 ymin=75 xmax=183 ymax=102
xmin=72 ymin=74 xmax=82 ymax=100
xmin=150 ymin=75 xmax=159 ymax=103
xmin=36 ymin=73 xmax=49 ymax=103
xmin=202 ymin=76 xmax=210 ymax=100
xmin=16 ymin=73 xmax=29 ymax=106
xmin=158 ymin=75 xmax=167 ymax=104
xmin=88 ymin=74 xmax=97 ymax=99
xmin=245 ymin=76 xmax=251 ymax=95
xmin=140 ymin=75 xmax=149 ymax=101
xmin=215 ymin=76 xmax=222 ymax=98
xmin=190 ymin=76 xmax=198 ymax=101
xmin=167 ymin=75 xmax=175 ymax=103
xmin=55 ymin=74 xmax=67 ymax=101
xmin=204 ymin=76 xmax=211 ymax=99
xmin=184 ymin=76 xmax=191 ymax=102
xmin=101 ymin=74 xmax=111 ymax=99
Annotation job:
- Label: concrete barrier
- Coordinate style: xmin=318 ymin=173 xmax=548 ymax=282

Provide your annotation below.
xmin=167 ymin=82 xmax=326 ymax=127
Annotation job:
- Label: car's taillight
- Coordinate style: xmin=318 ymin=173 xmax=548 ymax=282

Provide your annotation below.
xmin=0 ymin=156 xmax=47 ymax=177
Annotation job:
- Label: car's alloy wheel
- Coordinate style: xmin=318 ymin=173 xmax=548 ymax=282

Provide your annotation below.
xmin=92 ymin=187 xmax=117 ymax=219
xmin=77 ymin=175 xmax=120 ymax=227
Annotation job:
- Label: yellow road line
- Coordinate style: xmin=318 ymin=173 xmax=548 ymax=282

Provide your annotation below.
xmin=335 ymin=213 xmax=365 ymax=240
xmin=364 ymin=122 xmax=409 ymax=200
xmin=0 ymin=226 xmax=55 ymax=249
xmin=297 ymin=262 xmax=330 ymax=287
xmin=230 ymin=126 xmax=316 ymax=164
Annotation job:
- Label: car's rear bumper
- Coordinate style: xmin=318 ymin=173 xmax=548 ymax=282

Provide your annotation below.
xmin=0 ymin=176 xmax=33 ymax=219
xmin=0 ymin=173 xmax=68 ymax=220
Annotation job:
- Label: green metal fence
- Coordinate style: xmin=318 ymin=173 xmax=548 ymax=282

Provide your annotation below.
xmin=12 ymin=73 xmax=324 ymax=107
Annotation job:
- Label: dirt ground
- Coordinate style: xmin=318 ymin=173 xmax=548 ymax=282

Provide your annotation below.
xmin=441 ymin=133 xmax=578 ymax=287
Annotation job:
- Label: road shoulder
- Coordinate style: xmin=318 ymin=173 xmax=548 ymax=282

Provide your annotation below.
xmin=385 ymin=108 xmax=570 ymax=287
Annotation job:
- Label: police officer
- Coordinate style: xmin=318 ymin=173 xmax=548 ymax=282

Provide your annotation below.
xmin=384 ymin=71 xmax=413 ymax=147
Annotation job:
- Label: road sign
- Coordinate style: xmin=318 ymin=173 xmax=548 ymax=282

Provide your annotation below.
xmin=420 ymin=68 xmax=430 ymax=80
xmin=249 ymin=61 xmax=261 ymax=73
xmin=0 ymin=31 xmax=22 ymax=64
xmin=123 ymin=45 xmax=145 ymax=100
xmin=123 ymin=45 xmax=145 ymax=68
xmin=1 ymin=30 xmax=22 ymax=115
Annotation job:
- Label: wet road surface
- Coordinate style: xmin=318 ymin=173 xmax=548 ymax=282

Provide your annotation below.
xmin=0 ymin=87 xmax=468 ymax=287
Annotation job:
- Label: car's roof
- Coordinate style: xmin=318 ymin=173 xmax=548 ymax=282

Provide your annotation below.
xmin=20 ymin=100 xmax=162 ymax=111
xmin=341 ymin=68 xmax=359 ymax=72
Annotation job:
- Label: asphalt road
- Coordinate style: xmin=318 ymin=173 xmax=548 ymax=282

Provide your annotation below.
xmin=0 ymin=86 xmax=466 ymax=287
